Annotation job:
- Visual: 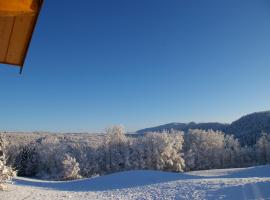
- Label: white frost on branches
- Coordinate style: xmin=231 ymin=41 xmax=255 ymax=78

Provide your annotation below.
xmin=0 ymin=134 xmax=15 ymax=190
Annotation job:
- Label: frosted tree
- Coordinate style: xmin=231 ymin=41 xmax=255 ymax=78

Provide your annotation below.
xmin=68 ymin=143 xmax=99 ymax=177
xmin=223 ymin=135 xmax=241 ymax=168
xmin=256 ymin=132 xmax=270 ymax=164
xmin=238 ymin=145 xmax=256 ymax=167
xmin=183 ymin=149 xmax=195 ymax=171
xmin=60 ymin=154 xmax=81 ymax=180
xmin=129 ymin=137 xmax=147 ymax=170
xmin=103 ymin=126 xmax=131 ymax=172
xmin=161 ymin=132 xmax=185 ymax=171
xmin=9 ymin=127 xmax=266 ymax=180
xmin=142 ymin=131 xmax=185 ymax=172
xmin=15 ymin=143 xmax=40 ymax=177
xmin=142 ymin=133 xmax=157 ymax=169
xmin=35 ymin=140 xmax=63 ymax=179
xmin=184 ymin=129 xmax=225 ymax=170
xmin=0 ymin=134 xmax=15 ymax=190
xmin=184 ymin=129 xmax=251 ymax=170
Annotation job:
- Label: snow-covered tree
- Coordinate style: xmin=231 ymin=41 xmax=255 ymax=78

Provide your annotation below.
xmin=103 ymin=126 xmax=131 ymax=172
xmin=256 ymin=132 xmax=270 ymax=164
xmin=68 ymin=143 xmax=99 ymax=177
xmin=140 ymin=131 xmax=185 ymax=172
xmin=60 ymin=154 xmax=81 ymax=180
xmin=184 ymin=129 xmax=226 ymax=170
xmin=184 ymin=129 xmax=254 ymax=170
xmin=15 ymin=143 xmax=40 ymax=177
xmin=184 ymin=149 xmax=196 ymax=171
xmin=0 ymin=134 xmax=15 ymax=190
xmin=7 ymin=127 xmax=266 ymax=180
xmin=129 ymin=136 xmax=147 ymax=170
xmin=223 ymin=135 xmax=241 ymax=168
xmin=238 ymin=145 xmax=256 ymax=167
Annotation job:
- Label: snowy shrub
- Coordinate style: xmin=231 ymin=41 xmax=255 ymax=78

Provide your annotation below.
xmin=0 ymin=134 xmax=15 ymax=190
xmin=59 ymin=154 xmax=81 ymax=180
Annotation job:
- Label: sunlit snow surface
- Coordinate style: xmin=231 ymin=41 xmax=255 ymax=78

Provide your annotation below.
xmin=1 ymin=165 xmax=270 ymax=200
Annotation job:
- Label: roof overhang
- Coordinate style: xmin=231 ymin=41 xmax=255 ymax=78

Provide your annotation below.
xmin=0 ymin=0 xmax=43 ymax=71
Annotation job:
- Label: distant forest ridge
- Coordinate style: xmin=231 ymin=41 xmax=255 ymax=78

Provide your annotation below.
xmin=136 ymin=111 xmax=270 ymax=145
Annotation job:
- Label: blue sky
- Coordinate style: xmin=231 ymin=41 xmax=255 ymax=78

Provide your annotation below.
xmin=1 ymin=0 xmax=270 ymax=132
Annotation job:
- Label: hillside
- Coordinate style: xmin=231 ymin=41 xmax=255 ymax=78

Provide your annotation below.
xmin=1 ymin=165 xmax=270 ymax=200
xmin=229 ymin=111 xmax=270 ymax=145
xmin=137 ymin=111 xmax=270 ymax=145
xmin=137 ymin=122 xmax=229 ymax=134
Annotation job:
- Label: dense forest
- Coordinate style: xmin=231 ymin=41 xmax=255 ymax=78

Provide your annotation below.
xmin=1 ymin=125 xmax=270 ymax=184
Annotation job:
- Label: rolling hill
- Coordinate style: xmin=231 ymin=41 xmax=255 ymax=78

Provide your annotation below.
xmin=1 ymin=165 xmax=270 ymax=200
xmin=137 ymin=111 xmax=270 ymax=145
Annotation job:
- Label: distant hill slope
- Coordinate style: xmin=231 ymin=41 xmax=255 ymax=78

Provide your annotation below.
xmin=137 ymin=122 xmax=229 ymax=134
xmin=136 ymin=111 xmax=270 ymax=145
xmin=228 ymin=111 xmax=270 ymax=145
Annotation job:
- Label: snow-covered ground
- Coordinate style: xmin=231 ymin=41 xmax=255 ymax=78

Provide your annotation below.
xmin=1 ymin=165 xmax=270 ymax=200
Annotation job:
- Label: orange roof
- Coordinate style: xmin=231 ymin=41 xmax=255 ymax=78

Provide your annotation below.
xmin=0 ymin=0 xmax=43 ymax=71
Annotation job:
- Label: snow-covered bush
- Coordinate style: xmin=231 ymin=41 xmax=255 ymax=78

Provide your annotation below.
xmin=60 ymin=154 xmax=81 ymax=180
xmin=0 ymin=134 xmax=15 ymax=190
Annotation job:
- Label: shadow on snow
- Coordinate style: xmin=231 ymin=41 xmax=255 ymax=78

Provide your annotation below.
xmin=14 ymin=165 xmax=270 ymax=192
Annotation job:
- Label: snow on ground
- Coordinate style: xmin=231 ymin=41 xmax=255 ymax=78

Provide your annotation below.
xmin=1 ymin=165 xmax=270 ymax=200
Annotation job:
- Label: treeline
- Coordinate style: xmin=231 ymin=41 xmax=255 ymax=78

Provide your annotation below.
xmin=2 ymin=127 xmax=270 ymax=181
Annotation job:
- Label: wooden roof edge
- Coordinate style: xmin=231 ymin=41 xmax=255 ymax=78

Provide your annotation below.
xmin=0 ymin=0 xmax=44 ymax=74
xmin=19 ymin=0 xmax=44 ymax=74
xmin=0 ymin=61 xmax=22 ymax=67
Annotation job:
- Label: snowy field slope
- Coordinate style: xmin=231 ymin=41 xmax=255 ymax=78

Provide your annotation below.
xmin=1 ymin=165 xmax=270 ymax=200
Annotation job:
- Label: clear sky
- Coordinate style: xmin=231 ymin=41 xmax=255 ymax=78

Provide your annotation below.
xmin=1 ymin=0 xmax=270 ymax=133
